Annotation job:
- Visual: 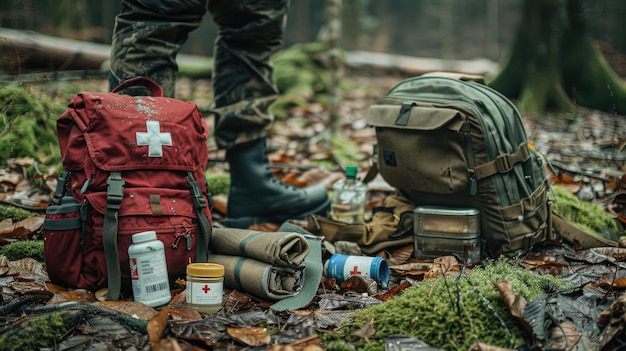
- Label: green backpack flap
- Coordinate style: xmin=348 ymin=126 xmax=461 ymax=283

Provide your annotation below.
xmin=366 ymin=72 xmax=552 ymax=256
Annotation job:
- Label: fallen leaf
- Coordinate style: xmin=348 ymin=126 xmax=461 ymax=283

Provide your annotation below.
xmin=15 ymin=216 xmax=44 ymax=234
xmin=545 ymin=320 xmax=581 ymax=351
xmin=339 ymin=275 xmax=378 ymax=295
xmin=96 ymin=300 xmax=159 ymax=320
xmin=148 ymin=306 xmax=170 ymax=351
xmin=224 ymin=289 xmax=254 ymax=312
xmin=0 ymin=219 xmax=13 ymax=235
xmin=168 ymin=305 xmax=202 ymax=321
xmin=46 ymin=289 xmax=96 ymax=304
xmin=227 ymin=327 xmax=271 ymax=346
xmin=8 ymin=257 xmax=47 ymax=277
xmin=424 ymin=256 xmax=461 ymax=279
xmin=375 ymin=281 xmax=411 ymax=302
xmin=493 ymin=280 xmax=532 ymax=336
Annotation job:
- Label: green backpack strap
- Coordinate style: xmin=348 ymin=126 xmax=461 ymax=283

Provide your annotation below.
xmin=104 ymin=171 xmax=125 ymax=301
xmin=186 ymin=172 xmax=212 ymax=263
xmin=552 ymin=211 xmax=617 ymax=248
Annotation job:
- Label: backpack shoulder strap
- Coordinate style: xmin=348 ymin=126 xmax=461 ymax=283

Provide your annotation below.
xmin=186 ymin=172 xmax=212 ymax=262
xmin=104 ymin=171 xmax=124 ymax=300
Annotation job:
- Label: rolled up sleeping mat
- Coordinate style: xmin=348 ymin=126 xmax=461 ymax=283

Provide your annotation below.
xmin=210 ymin=228 xmax=310 ymax=267
xmin=206 ymin=253 xmax=304 ymax=301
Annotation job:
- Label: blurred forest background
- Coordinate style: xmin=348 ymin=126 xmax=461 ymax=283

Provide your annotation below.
xmin=1 ymin=0 xmax=626 ymax=66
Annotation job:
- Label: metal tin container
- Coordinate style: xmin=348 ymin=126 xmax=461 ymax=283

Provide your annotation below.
xmin=413 ymin=206 xmax=481 ymax=263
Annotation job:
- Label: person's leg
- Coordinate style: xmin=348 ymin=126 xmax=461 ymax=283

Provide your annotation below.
xmin=208 ymin=0 xmax=329 ymax=228
xmin=109 ymin=0 xmax=208 ymax=97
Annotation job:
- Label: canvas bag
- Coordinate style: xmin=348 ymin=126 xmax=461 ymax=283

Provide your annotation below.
xmin=365 ymin=72 xmax=552 ymax=256
xmin=307 ymin=192 xmax=415 ymax=255
xmin=42 ymin=77 xmax=213 ymax=300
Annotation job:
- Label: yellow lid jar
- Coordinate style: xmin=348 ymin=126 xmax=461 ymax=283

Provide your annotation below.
xmin=185 ymin=263 xmax=224 ymax=314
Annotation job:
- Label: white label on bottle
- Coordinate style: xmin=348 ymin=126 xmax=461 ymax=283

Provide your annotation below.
xmin=342 ymin=256 xmax=375 ymax=279
xmin=187 ymin=281 xmax=223 ymax=304
xmin=130 ymin=251 xmax=170 ymax=302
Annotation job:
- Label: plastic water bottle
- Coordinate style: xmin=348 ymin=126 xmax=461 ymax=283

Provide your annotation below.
xmin=331 ymin=165 xmax=367 ymax=224
xmin=128 ymin=231 xmax=171 ymax=307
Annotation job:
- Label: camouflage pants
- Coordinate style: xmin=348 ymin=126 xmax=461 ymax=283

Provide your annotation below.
xmin=109 ymin=0 xmax=288 ymax=149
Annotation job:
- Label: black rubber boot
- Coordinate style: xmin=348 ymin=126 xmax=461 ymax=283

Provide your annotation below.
xmin=225 ymin=138 xmax=330 ymax=228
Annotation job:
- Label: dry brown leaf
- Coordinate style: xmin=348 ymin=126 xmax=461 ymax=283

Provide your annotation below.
xmin=375 ymin=280 xmax=412 ymax=302
xmin=424 ymin=256 xmax=461 ymax=279
xmin=224 ymin=289 xmax=254 ymax=312
xmin=46 ymin=289 xmax=96 ymax=304
xmin=613 ymin=277 xmax=626 ymax=289
xmin=227 ymin=327 xmax=271 ymax=346
xmin=387 ymin=244 xmax=414 ymax=264
xmin=493 ymin=280 xmax=532 ymax=336
xmin=0 ymin=255 xmax=9 ymax=276
xmin=267 ymin=335 xmax=323 ymax=351
xmin=9 ymin=257 xmax=47 ymax=277
xmin=95 ymin=300 xmax=159 ymax=320
xmin=15 ymin=216 xmax=44 ymax=234
xmin=545 ymin=320 xmax=580 ymax=351
xmin=0 ymin=172 xmax=22 ymax=187
xmin=10 ymin=280 xmax=48 ymax=294
xmin=155 ymin=338 xmax=185 ymax=351
xmin=168 ymin=305 xmax=202 ymax=321
xmin=0 ymin=219 xmax=14 ymax=235
xmin=148 ymin=306 xmax=170 ymax=351
xmin=339 ymin=275 xmax=378 ymax=295
xmin=0 ymin=216 xmax=45 ymax=238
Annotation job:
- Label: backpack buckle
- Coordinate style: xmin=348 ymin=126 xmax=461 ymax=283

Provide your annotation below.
xmin=106 ymin=172 xmax=125 ymax=209
xmin=495 ymin=154 xmax=513 ymax=173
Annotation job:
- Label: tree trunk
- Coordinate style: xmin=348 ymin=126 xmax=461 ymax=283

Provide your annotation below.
xmin=488 ymin=0 xmax=626 ymax=115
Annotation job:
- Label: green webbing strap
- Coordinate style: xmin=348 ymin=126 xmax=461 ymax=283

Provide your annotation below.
xmin=186 ymin=172 xmax=212 ymax=262
xmin=104 ymin=171 xmax=124 ymax=301
xmin=472 ymin=143 xmax=531 ymax=180
xmin=239 ymin=232 xmax=263 ymax=257
xmin=233 ymin=258 xmax=246 ymax=290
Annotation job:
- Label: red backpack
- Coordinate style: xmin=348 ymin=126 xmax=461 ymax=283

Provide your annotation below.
xmin=43 ymin=77 xmax=213 ymax=300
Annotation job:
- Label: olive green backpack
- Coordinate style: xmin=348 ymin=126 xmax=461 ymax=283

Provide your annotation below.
xmin=365 ymin=72 xmax=552 ymax=256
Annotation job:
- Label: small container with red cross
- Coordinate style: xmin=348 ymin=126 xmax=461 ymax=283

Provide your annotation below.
xmin=185 ymin=263 xmax=224 ymax=314
xmin=325 ymin=254 xmax=389 ymax=288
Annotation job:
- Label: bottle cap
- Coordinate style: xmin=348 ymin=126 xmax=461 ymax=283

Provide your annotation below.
xmin=132 ymin=231 xmax=157 ymax=243
xmin=187 ymin=263 xmax=225 ymax=277
xmin=345 ymin=165 xmax=358 ymax=178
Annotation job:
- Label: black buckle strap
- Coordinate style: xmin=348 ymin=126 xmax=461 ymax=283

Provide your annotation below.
xmin=52 ymin=171 xmax=71 ymax=205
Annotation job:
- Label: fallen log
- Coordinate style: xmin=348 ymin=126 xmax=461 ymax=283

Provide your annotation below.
xmin=0 ymin=27 xmax=497 ymax=79
xmin=0 ymin=27 xmax=214 ymax=77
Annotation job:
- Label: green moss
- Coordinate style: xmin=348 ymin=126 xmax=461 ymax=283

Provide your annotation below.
xmin=1 ymin=240 xmax=45 ymax=262
xmin=323 ymin=260 xmax=575 ymax=351
xmin=205 ymin=172 xmax=230 ymax=196
xmin=0 ymin=310 xmax=83 ymax=350
xmin=270 ymin=42 xmax=333 ymax=120
xmin=0 ymin=205 xmax=35 ymax=222
xmin=0 ymin=84 xmax=63 ymax=167
xmin=552 ymin=185 xmax=620 ymax=237
xmin=329 ymin=134 xmax=363 ymax=170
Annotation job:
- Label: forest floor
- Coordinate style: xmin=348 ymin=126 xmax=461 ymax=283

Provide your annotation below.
xmin=1 ymin=66 xmax=626 ymax=351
